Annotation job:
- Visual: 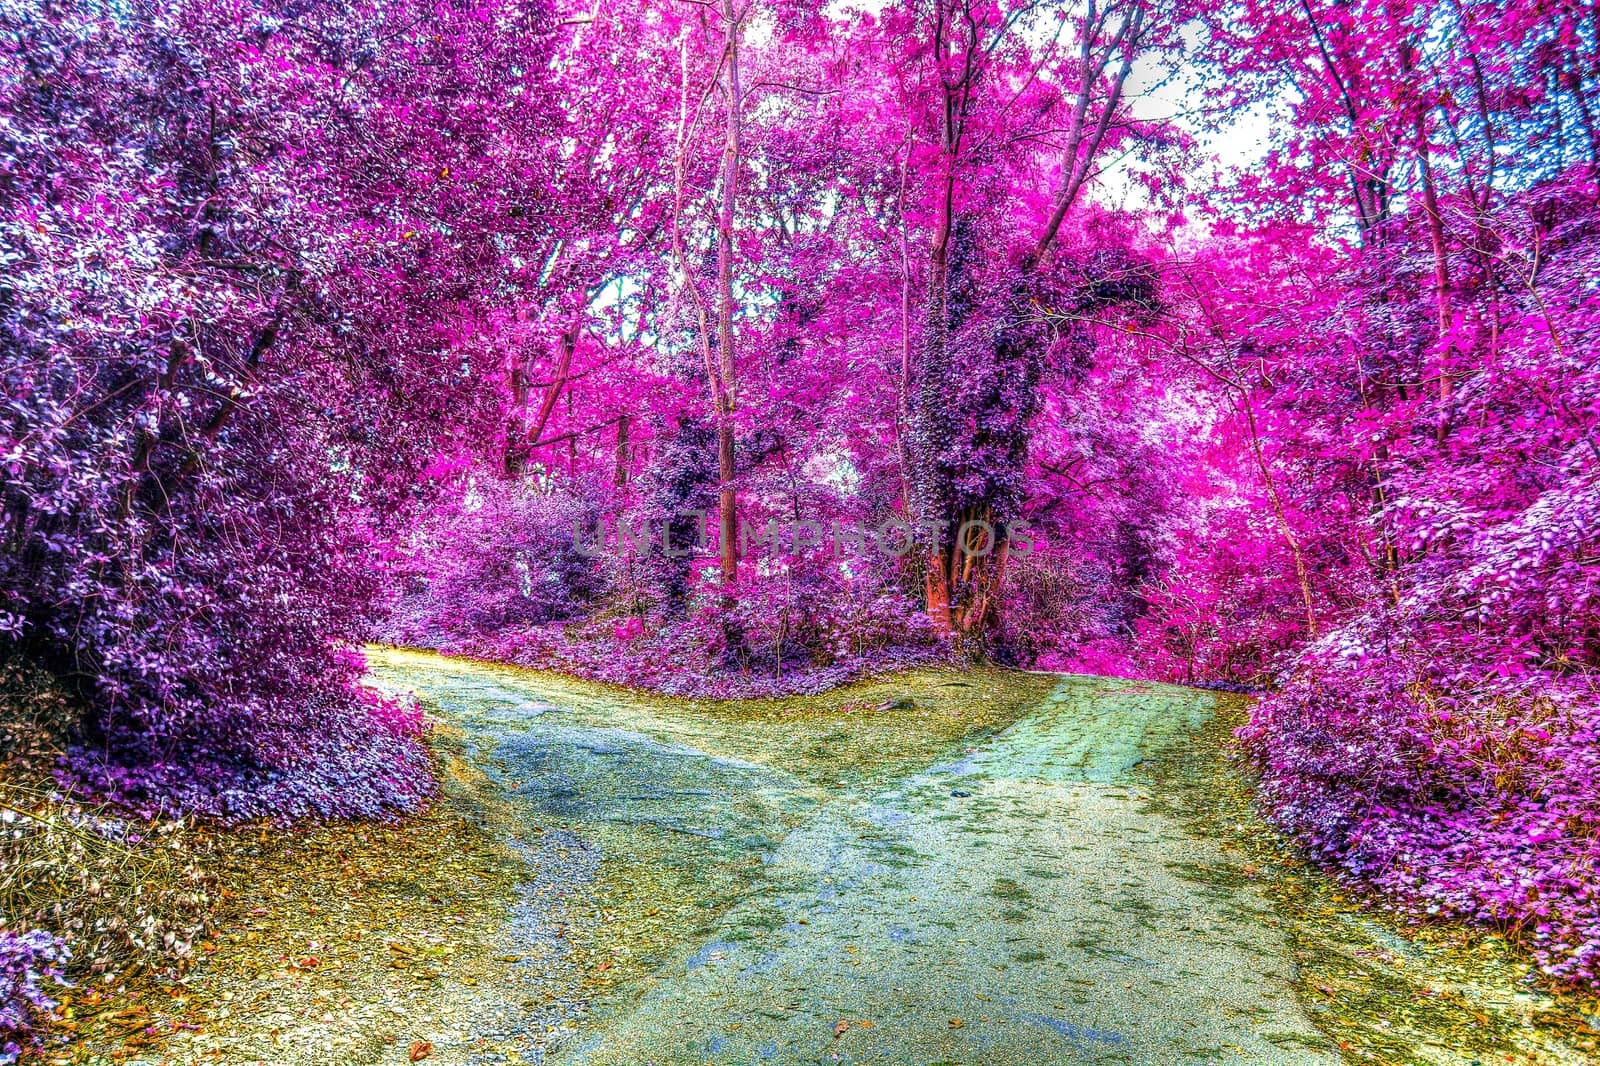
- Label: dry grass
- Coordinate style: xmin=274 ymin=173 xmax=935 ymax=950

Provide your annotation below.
xmin=29 ymin=723 xmax=544 ymax=1065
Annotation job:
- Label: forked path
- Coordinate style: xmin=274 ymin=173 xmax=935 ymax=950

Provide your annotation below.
xmin=367 ymin=651 xmax=1338 ymax=1064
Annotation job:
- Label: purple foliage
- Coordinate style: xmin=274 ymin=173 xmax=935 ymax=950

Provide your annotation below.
xmin=0 ymin=930 xmax=67 ymax=1065
xmin=61 ymin=680 xmax=434 ymax=824
xmin=396 ymin=543 xmax=945 ymax=698
xmin=1243 ymin=626 xmax=1600 ymax=985
xmin=432 ymin=622 xmax=944 ymax=700
xmin=1229 ymin=175 xmax=1600 ymax=987
xmin=0 ymin=0 xmax=554 ymax=821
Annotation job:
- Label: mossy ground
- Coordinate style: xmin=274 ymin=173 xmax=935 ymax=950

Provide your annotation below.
xmin=545 ymin=658 xmax=1064 ymax=1006
xmin=539 ymin=672 xmax=1333 ymax=1064
xmin=23 ymin=652 xmax=1057 ymax=1065
xmin=363 ymin=648 xmax=1060 ymax=1030
xmin=1144 ymin=696 xmax=1600 ymax=1065
xmin=32 ymin=725 xmax=540 ymax=1065
xmin=24 ymin=657 xmax=1600 ymax=1065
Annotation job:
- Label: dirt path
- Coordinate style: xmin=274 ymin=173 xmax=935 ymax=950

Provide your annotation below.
xmin=363 ymin=652 xmax=1346 ymax=1063
xmin=80 ymin=650 xmax=1590 ymax=1065
xmin=554 ymin=677 xmax=1336 ymax=1064
xmin=332 ymin=649 xmax=1600 ymax=1066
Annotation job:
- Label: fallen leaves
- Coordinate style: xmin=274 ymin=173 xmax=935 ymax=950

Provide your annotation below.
xmin=36 ymin=734 xmax=550 ymax=1065
xmin=408 ymin=1039 xmax=433 ymax=1061
xmin=828 ymin=1017 xmax=881 ymax=1039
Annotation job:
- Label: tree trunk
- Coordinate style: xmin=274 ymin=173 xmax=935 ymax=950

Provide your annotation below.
xmin=895 ymin=127 xmax=915 ymax=514
xmin=668 ymin=25 xmax=740 ymax=588
xmin=503 ymin=348 xmax=529 ymax=477
xmin=1412 ymin=111 xmax=1455 ymax=443
xmin=614 ymin=412 xmax=631 ymax=487
xmin=1236 ymin=393 xmax=1319 ymax=638
xmin=712 ymin=0 xmax=744 ymax=587
xmin=907 ymin=0 xmax=1149 ymax=645
xmin=912 ymin=0 xmax=961 ymax=637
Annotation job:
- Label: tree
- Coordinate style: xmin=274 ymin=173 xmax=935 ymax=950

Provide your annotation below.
xmin=891 ymin=0 xmax=1174 ymax=643
xmin=0 ymin=0 xmax=558 ymax=819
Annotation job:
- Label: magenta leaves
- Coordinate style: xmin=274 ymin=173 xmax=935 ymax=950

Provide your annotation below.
xmin=3 ymin=0 xmax=1600 ymax=1006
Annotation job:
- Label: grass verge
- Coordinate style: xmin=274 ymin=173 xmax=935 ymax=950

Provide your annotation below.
xmin=1144 ymin=696 xmax=1600 ymax=1066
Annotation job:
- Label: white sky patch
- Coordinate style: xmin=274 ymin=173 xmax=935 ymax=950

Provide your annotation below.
xmin=824 ymin=0 xmax=888 ymax=17
xmin=1090 ymin=38 xmax=1275 ymax=218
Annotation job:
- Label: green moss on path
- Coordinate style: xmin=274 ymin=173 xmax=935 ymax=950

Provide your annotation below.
xmin=511 ymin=670 xmax=1337 ymax=1065
xmin=355 ymin=652 xmax=1600 ymax=1064
xmin=68 ymin=651 xmax=1600 ymax=1065
xmin=362 ymin=647 xmax=1060 ymax=1027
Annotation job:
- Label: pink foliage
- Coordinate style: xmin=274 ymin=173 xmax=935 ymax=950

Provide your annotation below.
xmin=1177 ymin=0 xmax=1600 ymax=986
xmin=5 ymin=0 xmax=1600 ymax=1001
xmin=1 ymin=0 xmax=558 ymax=821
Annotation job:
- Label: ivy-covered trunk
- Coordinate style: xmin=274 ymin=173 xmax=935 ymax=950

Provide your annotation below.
xmin=908 ymin=217 xmax=1042 ymax=649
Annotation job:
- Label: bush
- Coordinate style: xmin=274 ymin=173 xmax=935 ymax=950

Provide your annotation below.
xmin=382 ymin=480 xmax=606 ymax=646
xmin=0 ymin=0 xmax=555 ymax=823
xmin=1242 ymin=615 xmax=1600 ymax=987
xmin=0 ymin=929 xmax=68 ymax=1065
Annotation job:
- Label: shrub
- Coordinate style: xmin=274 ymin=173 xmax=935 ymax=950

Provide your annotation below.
xmin=0 ymin=0 xmax=554 ymax=821
xmin=0 ymin=929 xmax=68 ymax=1065
xmin=1243 ymin=615 xmax=1600 ymax=987
xmin=382 ymin=480 xmax=606 ymax=646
